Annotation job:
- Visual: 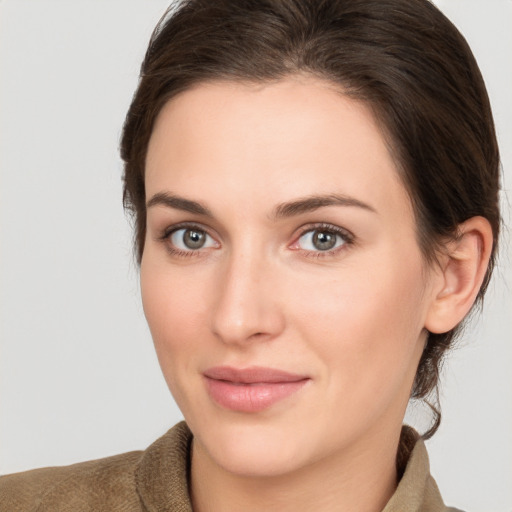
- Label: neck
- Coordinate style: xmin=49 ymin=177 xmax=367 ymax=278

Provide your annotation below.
xmin=190 ymin=424 xmax=402 ymax=512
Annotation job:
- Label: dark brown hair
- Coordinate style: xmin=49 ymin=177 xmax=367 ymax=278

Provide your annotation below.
xmin=121 ymin=0 xmax=500 ymax=437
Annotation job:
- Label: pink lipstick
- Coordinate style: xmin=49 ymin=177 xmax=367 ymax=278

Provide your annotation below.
xmin=203 ymin=366 xmax=309 ymax=412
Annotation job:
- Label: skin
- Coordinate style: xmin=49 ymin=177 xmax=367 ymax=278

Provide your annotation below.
xmin=140 ymin=76 xmax=490 ymax=512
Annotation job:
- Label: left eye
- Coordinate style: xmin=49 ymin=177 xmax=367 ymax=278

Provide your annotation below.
xmin=297 ymin=229 xmax=347 ymax=252
xmin=169 ymin=228 xmax=217 ymax=251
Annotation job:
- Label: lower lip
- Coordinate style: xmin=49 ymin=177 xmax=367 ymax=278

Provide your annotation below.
xmin=204 ymin=377 xmax=308 ymax=412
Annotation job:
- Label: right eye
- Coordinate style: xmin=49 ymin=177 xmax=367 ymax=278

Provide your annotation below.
xmin=168 ymin=227 xmax=217 ymax=252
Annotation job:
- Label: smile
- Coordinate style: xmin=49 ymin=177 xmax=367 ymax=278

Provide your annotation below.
xmin=203 ymin=366 xmax=310 ymax=412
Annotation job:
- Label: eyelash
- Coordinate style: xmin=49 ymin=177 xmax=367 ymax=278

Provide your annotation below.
xmin=158 ymin=222 xmax=216 ymax=258
xmin=292 ymin=223 xmax=355 ymax=259
xmin=158 ymin=222 xmax=355 ymax=259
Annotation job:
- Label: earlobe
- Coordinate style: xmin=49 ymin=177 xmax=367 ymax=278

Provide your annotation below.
xmin=425 ymin=216 xmax=493 ymax=334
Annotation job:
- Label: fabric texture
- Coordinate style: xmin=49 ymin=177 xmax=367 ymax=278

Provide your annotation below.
xmin=0 ymin=422 xmax=461 ymax=512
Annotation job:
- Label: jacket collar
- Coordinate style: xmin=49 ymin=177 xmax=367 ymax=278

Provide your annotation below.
xmin=136 ymin=422 xmax=193 ymax=512
xmin=383 ymin=427 xmax=447 ymax=512
xmin=135 ymin=422 xmax=447 ymax=512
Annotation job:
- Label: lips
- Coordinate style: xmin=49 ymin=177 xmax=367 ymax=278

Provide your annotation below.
xmin=203 ymin=366 xmax=309 ymax=412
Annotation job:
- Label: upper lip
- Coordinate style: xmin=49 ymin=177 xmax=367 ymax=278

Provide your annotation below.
xmin=203 ymin=366 xmax=309 ymax=384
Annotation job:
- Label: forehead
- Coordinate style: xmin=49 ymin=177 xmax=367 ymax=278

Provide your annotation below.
xmin=145 ymin=77 xmax=412 ymax=222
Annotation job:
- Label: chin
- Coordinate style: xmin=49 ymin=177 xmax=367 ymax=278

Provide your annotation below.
xmin=196 ymin=419 xmax=311 ymax=477
xmin=187 ymin=402 xmax=341 ymax=479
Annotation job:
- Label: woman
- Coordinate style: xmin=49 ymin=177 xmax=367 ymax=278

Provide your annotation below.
xmin=0 ymin=0 xmax=503 ymax=510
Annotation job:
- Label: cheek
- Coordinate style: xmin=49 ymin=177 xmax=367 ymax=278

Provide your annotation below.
xmin=141 ymin=249 xmax=212 ymax=330
xmin=140 ymin=257 xmax=211 ymax=385
xmin=289 ymin=251 xmax=428 ymax=397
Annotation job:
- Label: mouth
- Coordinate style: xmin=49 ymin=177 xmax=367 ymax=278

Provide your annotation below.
xmin=203 ymin=366 xmax=310 ymax=412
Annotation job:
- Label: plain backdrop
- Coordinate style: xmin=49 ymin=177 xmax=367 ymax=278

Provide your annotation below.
xmin=1 ymin=1 xmax=511 ymax=510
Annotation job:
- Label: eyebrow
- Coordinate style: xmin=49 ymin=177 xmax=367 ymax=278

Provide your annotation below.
xmin=272 ymin=194 xmax=377 ymax=218
xmin=146 ymin=192 xmax=377 ymax=218
xmin=146 ymin=192 xmax=213 ymax=217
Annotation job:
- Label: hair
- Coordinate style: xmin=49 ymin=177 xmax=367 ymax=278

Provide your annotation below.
xmin=120 ymin=0 xmax=500 ymax=438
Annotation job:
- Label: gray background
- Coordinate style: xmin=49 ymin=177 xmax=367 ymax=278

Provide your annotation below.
xmin=1 ymin=1 xmax=511 ymax=510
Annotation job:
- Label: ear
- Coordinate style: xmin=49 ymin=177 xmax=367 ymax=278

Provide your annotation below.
xmin=425 ymin=216 xmax=494 ymax=334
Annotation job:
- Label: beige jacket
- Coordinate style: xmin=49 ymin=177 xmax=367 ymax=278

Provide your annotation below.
xmin=0 ymin=422 xmax=462 ymax=511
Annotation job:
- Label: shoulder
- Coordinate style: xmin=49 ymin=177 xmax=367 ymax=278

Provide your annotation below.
xmin=0 ymin=450 xmax=143 ymax=512
xmin=0 ymin=422 xmax=192 ymax=512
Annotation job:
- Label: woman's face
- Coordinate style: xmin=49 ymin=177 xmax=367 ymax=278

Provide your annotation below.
xmin=141 ymin=77 xmax=438 ymax=477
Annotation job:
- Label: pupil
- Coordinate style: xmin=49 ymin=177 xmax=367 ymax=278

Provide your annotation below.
xmin=313 ymin=231 xmax=336 ymax=251
xmin=184 ymin=229 xmax=205 ymax=249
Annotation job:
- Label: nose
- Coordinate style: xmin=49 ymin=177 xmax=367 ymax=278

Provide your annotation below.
xmin=211 ymin=249 xmax=285 ymax=346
